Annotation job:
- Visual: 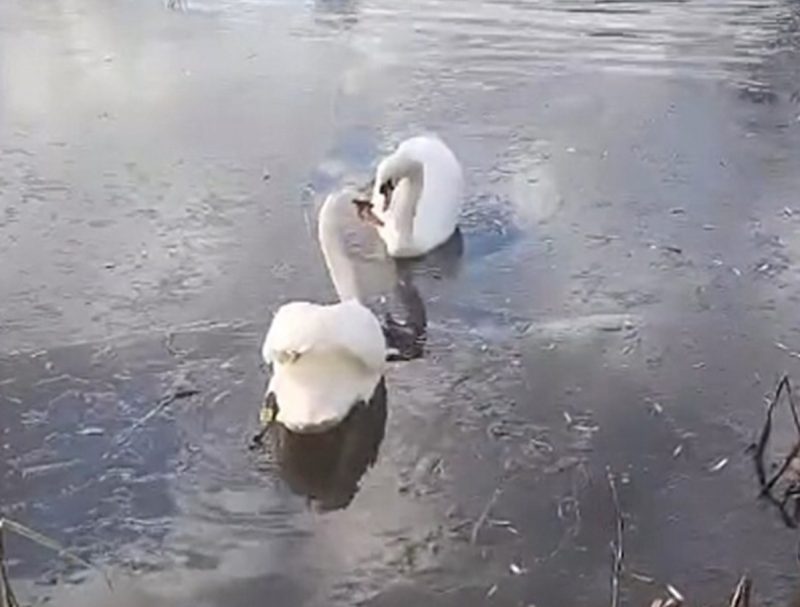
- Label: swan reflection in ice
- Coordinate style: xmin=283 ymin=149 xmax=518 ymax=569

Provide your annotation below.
xmin=270 ymin=379 xmax=387 ymax=512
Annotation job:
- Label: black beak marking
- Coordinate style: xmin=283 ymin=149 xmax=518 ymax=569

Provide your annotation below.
xmin=352 ymin=197 xmax=385 ymax=228
xmin=379 ymin=179 xmax=395 ymax=212
xmin=352 ymin=197 xmax=372 ymax=219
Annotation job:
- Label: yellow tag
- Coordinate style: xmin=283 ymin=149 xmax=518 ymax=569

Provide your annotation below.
xmin=259 ymin=403 xmax=276 ymax=426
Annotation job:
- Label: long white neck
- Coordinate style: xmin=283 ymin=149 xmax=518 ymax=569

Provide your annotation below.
xmin=393 ymin=163 xmax=424 ymax=249
xmin=318 ymin=192 xmax=361 ymax=302
xmin=375 ymin=154 xmax=424 ymax=249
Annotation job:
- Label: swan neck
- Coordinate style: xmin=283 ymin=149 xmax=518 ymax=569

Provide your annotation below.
xmin=318 ymin=196 xmax=361 ymax=302
xmin=394 ymin=162 xmax=424 ymax=247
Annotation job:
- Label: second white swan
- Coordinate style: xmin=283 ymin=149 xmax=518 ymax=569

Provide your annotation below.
xmin=355 ymin=135 xmax=464 ymax=258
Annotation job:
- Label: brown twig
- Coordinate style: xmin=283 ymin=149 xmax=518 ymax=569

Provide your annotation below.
xmin=607 ymin=467 xmax=624 ymax=607
xmin=764 ymin=442 xmax=800 ymax=495
xmin=762 ymin=488 xmax=799 ymax=529
xmin=470 ymin=489 xmax=500 ymax=545
xmin=785 ymin=377 xmax=800 ymax=435
xmin=753 ymin=376 xmax=800 ymax=526
xmin=1 ymin=518 xmax=112 ymax=591
xmin=0 ymin=521 xmax=21 ymax=607
xmin=753 ymin=375 xmax=790 ymax=489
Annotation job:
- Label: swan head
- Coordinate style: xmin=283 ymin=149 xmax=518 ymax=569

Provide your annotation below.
xmin=350 ymin=151 xmax=423 ymax=227
xmin=351 ymin=178 xmax=385 ymax=227
xmin=372 ymin=151 xmax=424 ymax=212
xmin=321 ymin=188 xmax=362 ymax=226
xmin=374 ymin=178 xmax=396 ymax=213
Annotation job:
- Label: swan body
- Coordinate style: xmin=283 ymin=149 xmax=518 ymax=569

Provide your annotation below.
xmin=369 ymin=135 xmax=464 ymax=258
xmin=261 ymin=190 xmax=386 ymax=434
xmin=263 ymin=299 xmax=385 ymax=433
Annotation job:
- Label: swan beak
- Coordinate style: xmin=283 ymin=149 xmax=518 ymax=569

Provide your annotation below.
xmin=352 ymin=198 xmax=385 ymax=227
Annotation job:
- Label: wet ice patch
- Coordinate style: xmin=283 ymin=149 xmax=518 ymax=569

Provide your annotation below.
xmin=511 ymin=165 xmax=563 ymax=224
xmin=523 ymin=313 xmax=638 ymax=340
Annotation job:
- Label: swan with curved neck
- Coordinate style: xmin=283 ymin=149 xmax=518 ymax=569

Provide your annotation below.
xmin=355 ymin=135 xmax=464 ymax=258
xmin=260 ymin=189 xmax=386 ymax=434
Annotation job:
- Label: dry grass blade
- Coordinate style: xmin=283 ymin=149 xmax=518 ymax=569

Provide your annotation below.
xmin=762 ymin=376 xmax=800 ymax=495
xmin=607 ymin=467 xmax=625 ymax=607
xmin=0 ymin=522 xmax=21 ymax=607
xmin=753 ymin=375 xmax=790 ymax=489
xmin=753 ymin=375 xmax=800 ymax=526
xmin=2 ymin=518 xmax=112 ymax=590
xmin=729 ymin=574 xmax=751 ymax=607
xmin=470 ymin=489 xmax=500 ymax=545
xmin=106 ymin=388 xmax=200 ymax=458
xmin=764 ymin=442 xmax=800 ymax=495
xmin=785 ymin=377 xmax=800 ymax=434
xmin=666 ymin=584 xmax=684 ymax=604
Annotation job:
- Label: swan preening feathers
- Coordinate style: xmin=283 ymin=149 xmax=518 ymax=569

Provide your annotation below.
xmin=354 ymin=135 xmax=464 ymax=258
xmin=257 ymin=134 xmax=460 ymax=436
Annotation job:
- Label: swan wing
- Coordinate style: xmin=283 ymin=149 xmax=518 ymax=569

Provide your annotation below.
xmin=263 ymin=301 xmax=328 ymax=363
xmin=264 ymin=300 xmax=385 ymax=372
xmin=327 ymin=300 xmax=386 ymax=372
xmin=264 ymin=300 xmax=385 ymax=432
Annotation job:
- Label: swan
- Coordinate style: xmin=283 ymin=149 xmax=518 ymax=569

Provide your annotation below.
xmin=259 ymin=189 xmax=387 ymax=434
xmin=257 ymin=188 xmax=425 ymax=436
xmin=354 ymin=134 xmax=464 ymax=258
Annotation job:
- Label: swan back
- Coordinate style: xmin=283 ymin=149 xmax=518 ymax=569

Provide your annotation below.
xmin=263 ymin=300 xmax=385 ymax=432
xmin=373 ymin=135 xmax=464 ymax=257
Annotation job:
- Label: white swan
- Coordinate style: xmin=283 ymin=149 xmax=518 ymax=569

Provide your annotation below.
xmin=355 ymin=135 xmax=464 ymax=258
xmin=260 ymin=189 xmax=386 ymax=434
